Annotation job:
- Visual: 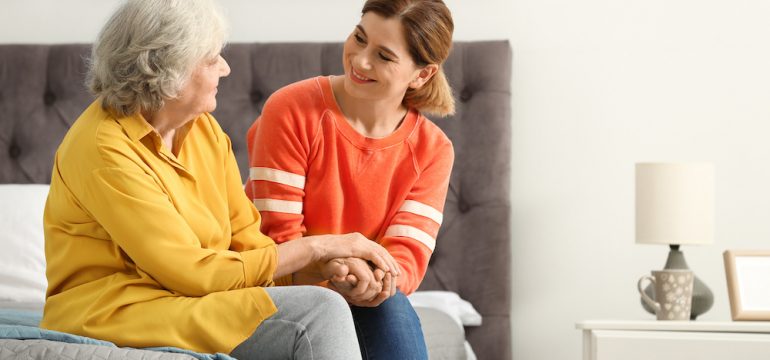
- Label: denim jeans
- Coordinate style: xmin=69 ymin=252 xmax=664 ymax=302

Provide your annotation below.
xmin=350 ymin=291 xmax=428 ymax=360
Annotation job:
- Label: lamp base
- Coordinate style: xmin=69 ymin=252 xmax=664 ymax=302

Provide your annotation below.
xmin=641 ymin=245 xmax=713 ymax=320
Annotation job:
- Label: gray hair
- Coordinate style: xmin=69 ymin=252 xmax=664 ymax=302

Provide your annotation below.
xmin=88 ymin=0 xmax=228 ymax=117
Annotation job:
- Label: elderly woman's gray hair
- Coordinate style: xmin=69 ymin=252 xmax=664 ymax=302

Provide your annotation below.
xmin=88 ymin=0 xmax=228 ymax=117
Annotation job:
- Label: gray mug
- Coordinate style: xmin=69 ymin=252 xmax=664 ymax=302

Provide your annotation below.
xmin=637 ymin=269 xmax=693 ymax=320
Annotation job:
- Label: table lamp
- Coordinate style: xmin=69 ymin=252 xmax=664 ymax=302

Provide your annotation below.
xmin=635 ymin=162 xmax=714 ymax=320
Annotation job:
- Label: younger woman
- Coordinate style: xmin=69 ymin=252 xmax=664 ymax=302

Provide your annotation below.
xmin=246 ymin=1 xmax=455 ymax=358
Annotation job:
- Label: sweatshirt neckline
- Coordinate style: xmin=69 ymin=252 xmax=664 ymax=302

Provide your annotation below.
xmin=320 ymin=76 xmax=418 ymax=150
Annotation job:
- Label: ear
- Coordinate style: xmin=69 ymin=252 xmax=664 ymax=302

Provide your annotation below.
xmin=409 ymin=64 xmax=439 ymax=89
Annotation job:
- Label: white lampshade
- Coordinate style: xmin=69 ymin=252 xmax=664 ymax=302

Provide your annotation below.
xmin=635 ymin=162 xmax=714 ymax=245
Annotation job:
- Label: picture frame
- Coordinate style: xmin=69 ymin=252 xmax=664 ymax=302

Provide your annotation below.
xmin=723 ymin=250 xmax=770 ymax=320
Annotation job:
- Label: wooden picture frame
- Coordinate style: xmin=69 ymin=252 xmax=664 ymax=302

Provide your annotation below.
xmin=723 ymin=250 xmax=770 ymax=320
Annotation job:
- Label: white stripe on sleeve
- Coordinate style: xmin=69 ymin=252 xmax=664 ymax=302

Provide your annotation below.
xmin=249 ymin=167 xmax=306 ymax=189
xmin=398 ymin=200 xmax=443 ymax=225
xmin=253 ymin=199 xmax=303 ymax=214
xmin=384 ymin=224 xmax=436 ymax=252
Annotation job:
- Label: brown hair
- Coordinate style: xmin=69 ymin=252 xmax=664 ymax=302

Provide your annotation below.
xmin=362 ymin=0 xmax=455 ymax=117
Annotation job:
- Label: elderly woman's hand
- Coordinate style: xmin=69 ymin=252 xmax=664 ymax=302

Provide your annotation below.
xmin=312 ymin=233 xmax=400 ymax=278
xmin=319 ymin=258 xmax=350 ymax=283
xmin=330 ymin=269 xmax=397 ymax=308
xmin=326 ymin=257 xmax=401 ymax=307
xmin=274 ymin=232 xmax=400 ymax=281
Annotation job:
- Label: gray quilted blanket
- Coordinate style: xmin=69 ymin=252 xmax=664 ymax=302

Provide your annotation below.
xmin=0 ymin=310 xmax=234 ymax=360
xmin=0 ymin=339 xmax=198 ymax=360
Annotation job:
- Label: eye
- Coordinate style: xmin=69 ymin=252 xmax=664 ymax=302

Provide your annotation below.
xmin=354 ymin=33 xmax=366 ymax=45
xmin=378 ymin=53 xmax=393 ymax=62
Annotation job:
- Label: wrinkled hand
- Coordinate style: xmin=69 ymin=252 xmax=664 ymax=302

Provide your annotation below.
xmin=335 ymin=258 xmax=382 ymax=302
xmin=331 ymin=271 xmax=397 ymax=307
xmin=319 ymin=258 xmax=350 ymax=284
xmin=316 ymin=233 xmax=400 ymax=278
xmin=326 ymin=258 xmax=398 ymax=307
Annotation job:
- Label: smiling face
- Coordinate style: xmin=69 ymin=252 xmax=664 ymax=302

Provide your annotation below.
xmin=171 ymin=53 xmax=231 ymax=117
xmin=341 ymin=12 xmax=433 ymax=104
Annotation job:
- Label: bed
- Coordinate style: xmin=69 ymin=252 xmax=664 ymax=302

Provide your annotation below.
xmin=0 ymin=41 xmax=512 ymax=359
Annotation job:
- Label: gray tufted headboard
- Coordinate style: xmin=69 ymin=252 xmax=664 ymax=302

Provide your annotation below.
xmin=0 ymin=42 xmax=511 ymax=359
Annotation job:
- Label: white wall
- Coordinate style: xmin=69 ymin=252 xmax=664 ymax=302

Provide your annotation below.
xmin=4 ymin=1 xmax=770 ymax=359
xmin=510 ymin=1 xmax=770 ymax=359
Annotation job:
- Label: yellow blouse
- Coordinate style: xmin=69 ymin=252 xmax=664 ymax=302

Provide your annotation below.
xmin=41 ymin=100 xmax=278 ymax=354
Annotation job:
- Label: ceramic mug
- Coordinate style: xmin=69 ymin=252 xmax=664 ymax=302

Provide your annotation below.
xmin=637 ymin=269 xmax=693 ymax=320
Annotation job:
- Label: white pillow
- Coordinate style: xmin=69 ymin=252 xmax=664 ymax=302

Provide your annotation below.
xmin=0 ymin=184 xmax=49 ymax=310
xmin=408 ymin=290 xmax=482 ymax=327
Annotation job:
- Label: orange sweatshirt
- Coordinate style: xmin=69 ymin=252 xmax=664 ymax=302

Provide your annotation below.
xmin=246 ymin=76 xmax=454 ymax=294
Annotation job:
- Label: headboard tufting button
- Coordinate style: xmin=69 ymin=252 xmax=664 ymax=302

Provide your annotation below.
xmin=250 ymin=91 xmax=263 ymax=104
xmin=460 ymin=89 xmax=472 ymax=102
xmin=44 ymin=92 xmax=56 ymax=105
xmin=8 ymin=144 xmax=21 ymax=159
xmin=458 ymin=201 xmax=471 ymax=213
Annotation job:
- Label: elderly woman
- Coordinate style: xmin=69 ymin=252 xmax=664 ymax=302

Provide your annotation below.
xmin=40 ymin=1 xmax=398 ymax=359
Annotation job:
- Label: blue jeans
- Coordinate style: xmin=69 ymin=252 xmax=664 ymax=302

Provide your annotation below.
xmin=350 ymin=291 xmax=428 ymax=360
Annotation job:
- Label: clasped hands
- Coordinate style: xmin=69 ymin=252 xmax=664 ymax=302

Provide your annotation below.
xmin=320 ymin=257 xmax=398 ymax=307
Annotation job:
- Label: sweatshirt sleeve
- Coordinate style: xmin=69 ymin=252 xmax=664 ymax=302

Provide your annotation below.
xmin=246 ymin=90 xmax=317 ymax=287
xmin=244 ymin=91 xmax=313 ymax=244
xmin=379 ymin=140 xmax=454 ymax=294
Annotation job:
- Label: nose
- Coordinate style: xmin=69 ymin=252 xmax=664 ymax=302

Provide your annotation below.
xmin=352 ymin=52 xmax=372 ymax=71
xmin=219 ymin=55 xmax=231 ymax=77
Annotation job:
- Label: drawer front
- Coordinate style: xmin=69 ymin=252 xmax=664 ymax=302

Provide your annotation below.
xmin=587 ymin=329 xmax=770 ymax=360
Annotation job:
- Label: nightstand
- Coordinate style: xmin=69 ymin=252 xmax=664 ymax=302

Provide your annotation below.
xmin=576 ymin=320 xmax=770 ymax=360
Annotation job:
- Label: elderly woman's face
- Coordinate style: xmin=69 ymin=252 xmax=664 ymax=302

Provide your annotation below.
xmin=172 ymin=54 xmax=231 ymax=116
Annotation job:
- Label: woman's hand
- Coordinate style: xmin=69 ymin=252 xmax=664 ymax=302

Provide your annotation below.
xmin=329 ymin=258 xmax=384 ymax=303
xmin=311 ymin=233 xmax=400 ymax=278
xmin=319 ymin=258 xmax=351 ymax=283
xmin=275 ymin=232 xmax=398 ymax=280
xmin=331 ymin=270 xmax=397 ymax=307
xmin=318 ymin=256 xmax=399 ymax=307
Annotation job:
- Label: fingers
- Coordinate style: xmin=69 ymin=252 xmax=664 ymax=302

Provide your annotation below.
xmin=372 ymin=248 xmax=400 ymax=278
xmin=321 ymin=233 xmax=401 ymax=279
xmin=341 ymin=275 xmax=395 ymax=308
xmin=347 ymin=258 xmax=373 ymax=286
xmin=359 ymin=288 xmax=390 ymax=307
xmin=373 ymin=268 xmax=385 ymax=283
xmin=362 ymin=247 xmax=391 ymax=275
xmin=389 ymin=273 xmax=397 ymax=296
xmin=382 ymin=273 xmax=398 ymax=297
xmin=373 ymin=243 xmax=400 ymax=277
xmin=346 ymin=274 xmax=358 ymax=286
xmin=346 ymin=233 xmax=399 ymax=276
xmin=319 ymin=258 xmax=349 ymax=280
xmin=380 ymin=248 xmax=401 ymax=277
xmin=330 ymin=259 xmax=348 ymax=278
xmin=381 ymin=272 xmax=392 ymax=298
xmin=381 ymin=272 xmax=396 ymax=298
xmin=349 ymin=272 xmax=395 ymax=307
xmin=349 ymin=278 xmax=371 ymax=298
xmin=331 ymin=276 xmax=354 ymax=292
xmin=346 ymin=259 xmax=381 ymax=300
xmin=331 ymin=274 xmax=347 ymax=283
